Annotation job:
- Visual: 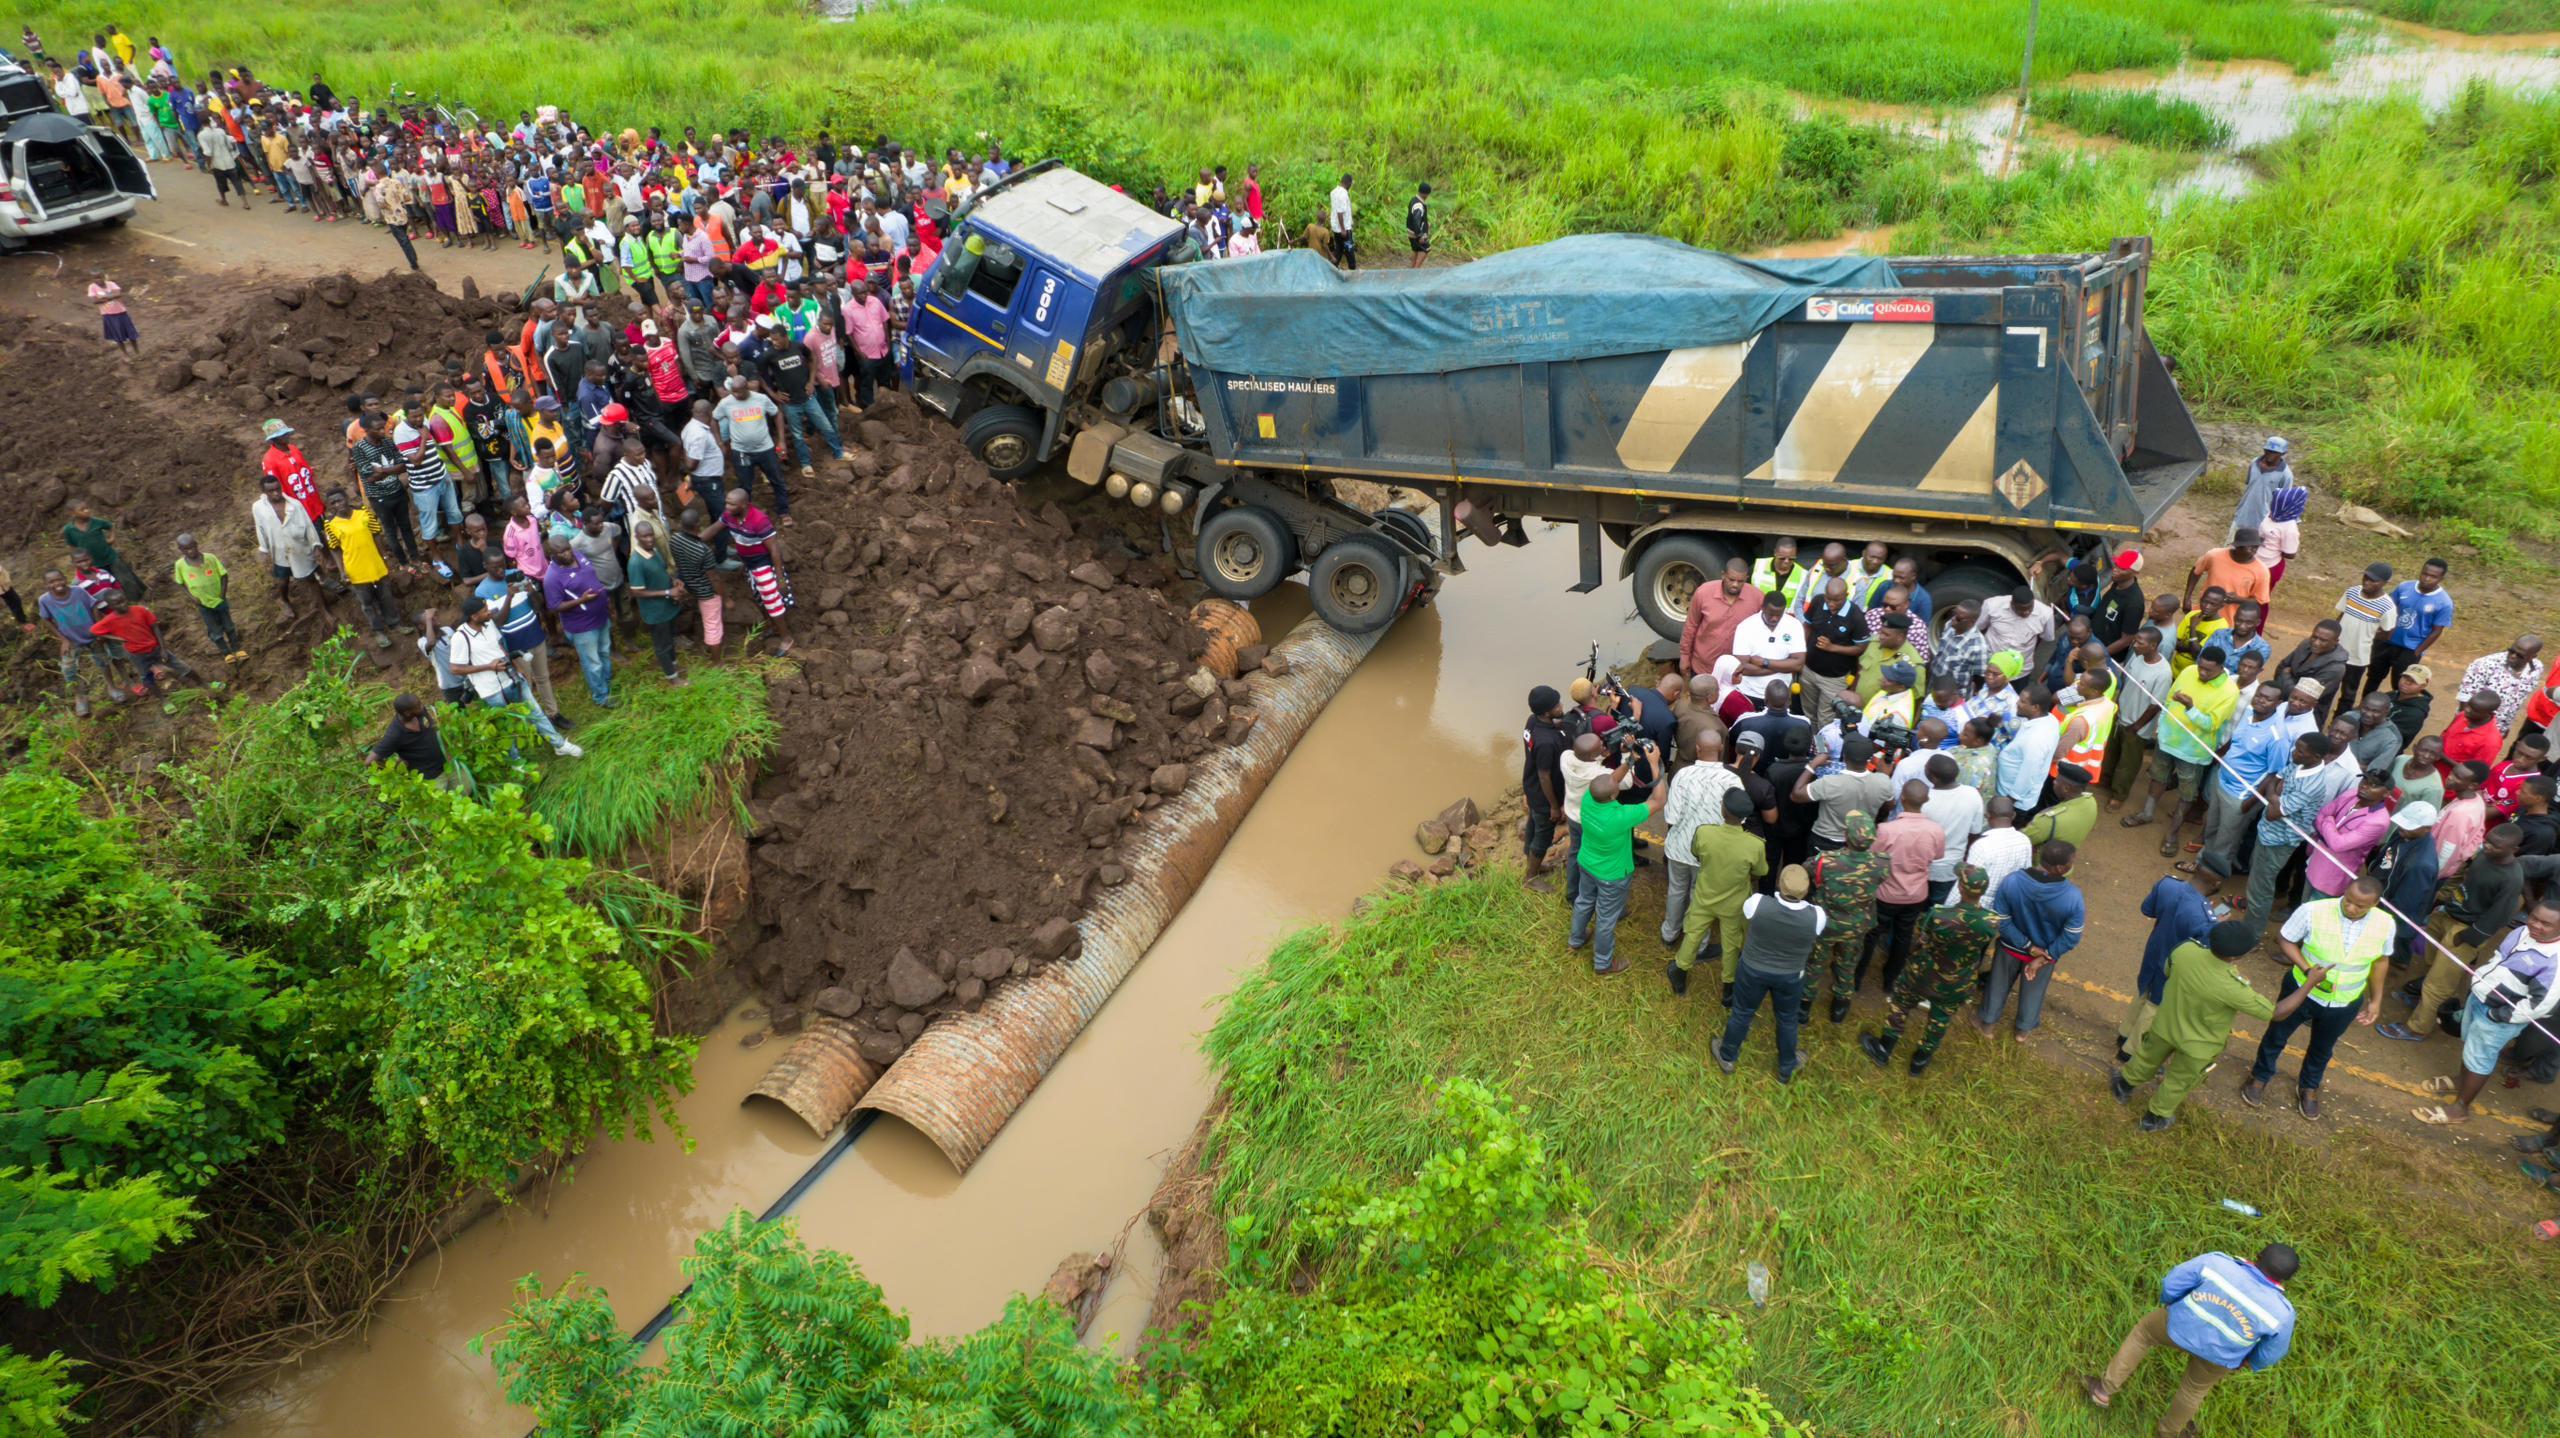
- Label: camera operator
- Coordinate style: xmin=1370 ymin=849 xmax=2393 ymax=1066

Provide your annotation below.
xmin=1521 ymin=684 xmax=1573 ymax=892
xmin=1797 ymin=732 xmax=1892 ymax=854
xmin=1568 ymin=740 xmax=1660 ymax=977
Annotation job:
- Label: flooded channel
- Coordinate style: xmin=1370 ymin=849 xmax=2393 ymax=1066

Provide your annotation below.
xmin=225 ymin=528 xmax=1653 ymax=1435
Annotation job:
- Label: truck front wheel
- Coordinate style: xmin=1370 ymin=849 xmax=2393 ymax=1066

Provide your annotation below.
xmin=1308 ymin=534 xmax=1407 ymax=634
xmin=1631 ymin=535 xmax=1732 ymax=644
xmin=1195 ymin=505 xmax=1300 ymax=600
xmin=960 ymin=403 xmax=1042 ymax=481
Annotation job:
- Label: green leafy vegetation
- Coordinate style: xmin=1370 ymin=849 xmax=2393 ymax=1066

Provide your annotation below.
xmin=2032 ymin=87 xmax=2234 ymax=148
xmin=527 ymin=659 xmax=775 ymax=857
xmin=479 ymin=1209 xmax=1145 ymax=1435
xmin=1203 ymin=875 xmax=2547 ymax=1437
xmin=20 ymin=0 xmax=2335 ymax=250
xmin=1151 ymin=1080 xmax=1797 ymax=1436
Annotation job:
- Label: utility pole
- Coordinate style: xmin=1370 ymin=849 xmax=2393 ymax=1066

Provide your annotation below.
xmin=2001 ymin=0 xmax=2042 ymax=178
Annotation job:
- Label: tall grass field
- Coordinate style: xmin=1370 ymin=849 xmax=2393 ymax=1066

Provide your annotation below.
xmin=2357 ymin=0 xmax=2560 ymax=33
xmin=25 ymin=0 xmax=2332 ymax=249
xmin=1207 ymin=875 xmax=2553 ymax=1438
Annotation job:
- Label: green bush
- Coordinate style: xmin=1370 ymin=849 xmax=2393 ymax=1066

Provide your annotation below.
xmin=1152 ymin=1081 xmax=1798 ymax=1437
xmin=478 ymin=1209 xmax=1144 ymax=1435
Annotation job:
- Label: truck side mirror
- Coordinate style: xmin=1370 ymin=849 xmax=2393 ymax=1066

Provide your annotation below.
xmin=924 ymin=197 xmax=951 ymax=229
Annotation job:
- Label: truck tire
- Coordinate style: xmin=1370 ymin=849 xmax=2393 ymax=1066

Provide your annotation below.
xmin=1926 ymin=562 xmax=2020 ymax=619
xmin=1631 ymin=534 xmax=1732 ymax=643
xmin=1308 ymin=534 xmax=1407 ymax=634
xmin=1376 ymin=507 xmax=1436 ymax=559
xmin=1195 ymin=505 xmax=1299 ymax=600
xmin=960 ymin=403 xmax=1042 ymax=481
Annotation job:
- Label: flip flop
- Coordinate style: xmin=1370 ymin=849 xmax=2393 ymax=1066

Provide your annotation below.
xmin=2521 ymin=1160 xmax=2558 ymax=1188
xmin=2172 ymin=859 xmax=2202 ymax=875
xmin=2118 ymin=811 xmax=2150 ymax=827
xmin=2185 ymin=841 xmax=2204 ymax=853
xmin=2414 ymin=1105 xmax=2469 ymax=1125
xmin=2159 ymin=837 xmax=2179 ymax=857
xmin=2421 ymin=1075 xmax=2457 ymax=1096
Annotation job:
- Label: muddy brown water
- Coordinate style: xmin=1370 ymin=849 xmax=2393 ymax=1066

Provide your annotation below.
xmin=223 ymin=530 xmax=1650 ymax=1435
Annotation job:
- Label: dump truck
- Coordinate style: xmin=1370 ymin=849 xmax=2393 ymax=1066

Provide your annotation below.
xmin=903 ymin=161 xmax=2207 ymax=638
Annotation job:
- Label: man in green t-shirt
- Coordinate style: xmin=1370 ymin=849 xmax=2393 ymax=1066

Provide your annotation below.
xmin=1569 ymin=755 xmax=1655 ymax=976
xmin=2025 ymin=763 xmax=2098 ymax=850
xmin=1670 ymin=788 xmax=1772 ymax=1000
xmin=624 ymin=524 xmax=687 ymax=685
xmin=2111 ymin=921 xmax=2328 ymax=1130
xmin=64 ymin=500 xmax=143 ymax=601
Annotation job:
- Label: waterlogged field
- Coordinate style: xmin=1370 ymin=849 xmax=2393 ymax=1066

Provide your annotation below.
xmin=1207 ymin=875 xmax=2551 ymax=1438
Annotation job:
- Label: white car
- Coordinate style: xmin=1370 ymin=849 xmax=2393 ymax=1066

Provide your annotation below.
xmin=0 ymin=63 xmax=155 ymax=248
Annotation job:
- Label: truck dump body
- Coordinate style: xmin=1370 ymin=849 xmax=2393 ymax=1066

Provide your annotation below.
xmin=1162 ymin=236 xmax=2203 ymax=536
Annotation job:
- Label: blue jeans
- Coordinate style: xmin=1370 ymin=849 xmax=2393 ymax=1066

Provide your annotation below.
xmin=2248 ymin=971 xmax=2359 ymax=1091
xmin=567 ymin=625 xmax=613 ymax=705
xmin=275 ymin=171 xmax=305 ymax=208
xmin=1568 ymin=873 xmax=1630 ymax=972
xmin=1717 ymin=967 xmax=1807 ymax=1078
xmin=1981 ymin=946 xmax=2059 ymax=1034
xmin=411 ymin=476 xmax=464 ymax=542
xmin=779 ymin=393 xmax=844 ymax=465
xmin=2458 ymin=995 xmax=2528 ymax=1077
xmin=684 ymin=276 xmax=718 ymax=310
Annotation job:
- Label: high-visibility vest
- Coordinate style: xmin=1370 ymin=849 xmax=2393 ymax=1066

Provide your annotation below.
xmin=563 ymin=234 xmax=596 ymax=271
xmin=2053 ymin=696 xmax=2116 ymax=781
xmin=1752 ymin=558 xmax=1815 ymax=613
xmin=428 ymin=402 xmax=478 ymax=472
xmin=2292 ymin=898 xmax=2393 ymax=1005
xmin=484 ymin=349 xmax=530 ymax=407
xmin=648 ymin=226 xmax=683 ymax=279
xmin=1864 ymin=688 xmax=1916 ymax=730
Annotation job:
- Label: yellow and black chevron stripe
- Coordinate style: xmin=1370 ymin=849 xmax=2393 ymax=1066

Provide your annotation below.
xmin=1603 ymin=326 xmax=1998 ymax=493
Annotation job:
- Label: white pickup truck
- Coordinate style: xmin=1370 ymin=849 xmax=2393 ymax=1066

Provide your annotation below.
xmin=0 ymin=60 xmax=156 ymax=249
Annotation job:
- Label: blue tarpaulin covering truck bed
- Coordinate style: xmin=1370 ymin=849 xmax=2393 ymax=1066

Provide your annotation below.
xmin=1158 ymin=237 xmax=1899 ymax=376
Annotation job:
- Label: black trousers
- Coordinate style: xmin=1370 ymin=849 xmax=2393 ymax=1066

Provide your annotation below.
xmin=387 ymin=221 xmax=419 ymax=271
xmin=2364 ymin=642 xmax=2422 ymax=702
xmin=647 ymin=616 xmax=679 ymax=677
xmin=1863 ymin=898 xmax=1929 ymax=995
xmin=2248 ymin=973 xmax=2360 ymax=1090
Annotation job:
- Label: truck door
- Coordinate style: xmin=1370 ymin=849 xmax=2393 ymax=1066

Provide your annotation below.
xmin=87 ymin=129 xmax=155 ymax=202
xmin=929 ymin=226 xmax=1025 ymax=355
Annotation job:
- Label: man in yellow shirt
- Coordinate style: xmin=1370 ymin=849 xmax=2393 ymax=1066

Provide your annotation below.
xmin=323 ymin=491 xmax=399 ymax=649
xmin=2140 ymin=646 xmax=2239 ymax=860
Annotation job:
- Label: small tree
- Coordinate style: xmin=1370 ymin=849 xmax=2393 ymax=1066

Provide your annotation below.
xmin=478 ymin=1210 xmax=1144 ymax=1436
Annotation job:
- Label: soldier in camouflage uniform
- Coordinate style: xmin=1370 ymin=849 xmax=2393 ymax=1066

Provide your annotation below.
xmin=1807 ymin=811 xmax=1889 ymax=1023
xmin=1860 ymin=864 xmax=2002 ymax=1075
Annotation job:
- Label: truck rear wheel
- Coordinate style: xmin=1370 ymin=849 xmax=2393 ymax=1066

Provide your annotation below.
xmin=1927 ymin=562 xmax=2019 ymax=619
xmin=1195 ymin=505 xmax=1299 ymax=601
xmin=960 ymin=403 xmax=1042 ymax=481
xmin=1631 ymin=535 xmax=1732 ymax=643
xmin=1308 ymin=534 xmax=1406 ymax=634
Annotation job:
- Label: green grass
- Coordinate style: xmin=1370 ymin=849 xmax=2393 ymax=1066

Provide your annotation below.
xmin=2033 ymin=87 xmax=2234 ymax=148
xmin=1206 ymin=875 xmax=2554 ymax=1438
xmin=1891 ymin=86 xmax=2560 ymax=547
xmin=2357 ymin=0 xmax=2560 ymax=34
xmin=24 ymin=0 xmax=2334 ymax=250
xmin=525 ymin=657 xmax=774 ymax=856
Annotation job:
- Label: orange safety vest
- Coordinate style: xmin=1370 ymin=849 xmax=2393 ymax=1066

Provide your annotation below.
xmin=483 ymin=349 xmax=530 ymax=407
xmin=704 ymin=211 xmax=733 ymax=263
xmin=2051 ymin=696 xmax=2116 ymax=784
xmin=515 ymin=318 xmax=547 ymax=398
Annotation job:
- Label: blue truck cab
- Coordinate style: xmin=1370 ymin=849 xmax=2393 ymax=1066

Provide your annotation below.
xmin=905 ymin=161 xmax=1190 ymax=478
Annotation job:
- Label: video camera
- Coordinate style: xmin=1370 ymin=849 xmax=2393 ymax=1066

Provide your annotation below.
xmin=1579 ymin=642 xmax=1653 ymax=763
xmin=1829 ymin=696 xmax=1915 ymax=766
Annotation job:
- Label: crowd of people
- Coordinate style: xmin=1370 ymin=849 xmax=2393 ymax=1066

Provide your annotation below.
xmin=1523 ymin=443 xmax=2560 ymax=1179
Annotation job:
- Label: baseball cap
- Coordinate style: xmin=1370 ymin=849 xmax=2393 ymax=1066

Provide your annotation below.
xmin=2112 ymin=548 xmax=2144 ymax=573
xmin=2364 ymin=561 xmax=2394 ymax=582
xmin=598 ymin=403 xmax=629 ymax=425
xmin=755 ymin=313 xmax=780 ymax=329
xmin=2263 ymin=436 xmax=2290 ymax=454
xmin=640 ymin=319 xmax=660 ymax=338
xmin=534 ymin=394 xmax=562 ymax=413
xmin=2392 ymin=802 xmax=2439 ymax=831
xmin=1882 ymin=660 xmax=1917 ymax=685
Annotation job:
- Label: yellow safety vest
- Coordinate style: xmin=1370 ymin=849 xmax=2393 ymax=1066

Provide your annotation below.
xmin=1752 ymin=558 xmax=1815 ymax=612
xmin=2292 ymin=899 xmax=2393 ymax=1005
xmin=2054 ymin=696 xmax=2116 ymax=781
xmin=428 ymin=403 xmax=478 ymax=472
xmin=1864 ymin=688 xmax=1917 ymax=729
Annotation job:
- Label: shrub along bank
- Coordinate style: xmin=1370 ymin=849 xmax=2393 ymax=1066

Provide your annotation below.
xmin=1198 ymin=875 xmax=2546 ymax=1438
xmin=0 ymin=639 xmax=728 ymax=1433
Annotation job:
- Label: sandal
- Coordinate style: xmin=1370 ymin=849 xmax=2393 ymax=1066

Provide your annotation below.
xmin=2421 ymin=1075 xmax=2457 ymax=1096
xmin=2159 ymin=837 xmax=2179 ymax=857
xmin=2172 ymin=860 xmax=2201 ymax=875
xmin=2413 ymin=1105 xmax=2470 ymax=1125
xmin=2534 ymin=1107 xmax=2560 ymax=1125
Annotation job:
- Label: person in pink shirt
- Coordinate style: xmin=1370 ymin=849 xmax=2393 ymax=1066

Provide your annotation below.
xmin=1680 ymin=558 xmax=1767 ymax=681
xmin=1865 ymin=779 xmax=1949 ymax=993
xmin=2435 ymin=762 xmax=2491 ymax=878
xmin=2307 ymin=773 xmax=2393 ymax=897
xmin=840 ymin=279 xmax=893 ymax=410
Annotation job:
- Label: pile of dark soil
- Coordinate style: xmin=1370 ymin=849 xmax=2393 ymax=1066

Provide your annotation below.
xmin=153 ymin=269 xmax=518 ymax=423
xmin=738 ymin=392 xmax=1256 ymax=1063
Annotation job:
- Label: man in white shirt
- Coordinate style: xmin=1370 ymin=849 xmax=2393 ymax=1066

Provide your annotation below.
xmin=445 ymin=598 xmax=580 ymax=757
xmin=51 ymin=62 xmax=90 ymax=119
xmin=1658 ymin=730 xmax=1743 ymax=945
xmin=1714 ymin=590 xmax=1809 ymax=694
xmin=1327 ymin=172 xmax=1357 ymax=270
xmin=1980 ymin=584 xmax=2059 ymax=677
xmin=1557 ymin=731 xmax=1615 ymax=906
xmin=681 ymin=398 xmax=726 ymax=490
xmin=2109 ymin=624 xmax=2176 ymax=816
xmin=1919 ymin=753 xmax=1987 ymax=901
xmin=1965 ymin=797 xmax=2034 ymax=897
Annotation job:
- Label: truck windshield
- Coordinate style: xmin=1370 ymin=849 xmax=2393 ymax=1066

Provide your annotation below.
xmin=936 ymin=227 xmax=1024 ymax=307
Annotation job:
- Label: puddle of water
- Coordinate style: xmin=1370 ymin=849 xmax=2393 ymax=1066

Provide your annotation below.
xmin=223 ymin=533 xmax=1654 ymax=1435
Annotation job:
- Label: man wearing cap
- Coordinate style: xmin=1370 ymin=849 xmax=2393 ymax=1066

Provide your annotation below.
xmin=2115 ymin=920 xmax=2330 ymax=1132
xmin=1862 ymin=863 xmax=2001 ymax=1075
xmin=1861 ymin=658 xmax=1920 ymax=736
xmin=1670 ymin=788 xmax=1769 ymax=1002
xmin=2091 ymin=548 xmax=2148 ymax=658
xmin=1713 ymin=589 xmax=1806 ymax=695
xmin=2244 ymin=873 xmax=2392 ymax=1119
xmin=259 ymin=419 xmax=325 ymax=524
xmin=1520 ymin=684 xmax=1573 ymax=891
xmin=2026 ymin=762 xmax=2098 ymax=851
xmin=1679 ymin=557 xmax=1764 ymax=682
xmin=1806 ymin=809 xmax=1888 ymax=1021
xmin=1711 ymin=862 xmax=1826 ymax=1082
xmin=2371 ymin=799 xmax=2442 ymax=970
xmin=2231 ymin=435 xmax=2294 ymax=537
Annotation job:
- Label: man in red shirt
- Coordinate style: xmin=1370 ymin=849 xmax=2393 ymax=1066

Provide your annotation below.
xmin=89 ymin=590 xmax=194 ymax=696
xmin=2486 ymin=732 xmax=2552 ymax=818
xmin=258 ymin=419 xmax=325 ymax=521
xmin=1679 ymin=557 xmax=1767 ymax=682
xmin=1865 ymin=778 xmax=1949 ymax=993
xmin=2440 ymin=689 xmax=2507 ymax=778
